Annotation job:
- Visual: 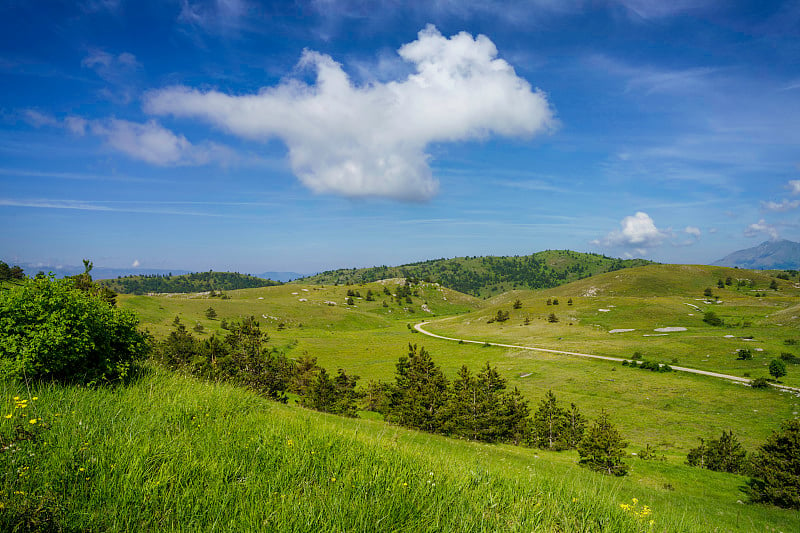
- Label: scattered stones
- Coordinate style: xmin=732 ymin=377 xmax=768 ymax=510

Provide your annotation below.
xmin=654 ymin=327 xmax=687 ymax=332
xmin=609 ymin=329 xmax=635 ymax=333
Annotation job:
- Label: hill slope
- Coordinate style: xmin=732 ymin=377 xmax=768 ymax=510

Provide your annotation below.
xmin=713 ymin=239 xmax=800 ymax=269
xmin=99 ymin=271 xmax=281 ymax=294
xmin=4 ymin=368 xmax=797 ymax=532
xmin=299 ymin=250 xmax=654 ymax=297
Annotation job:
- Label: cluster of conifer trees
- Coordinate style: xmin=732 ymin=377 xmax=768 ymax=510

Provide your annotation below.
xmin=154 ymin=325 xmax=630 ymax=475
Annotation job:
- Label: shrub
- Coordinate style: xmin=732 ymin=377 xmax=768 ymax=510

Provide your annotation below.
xmin=769 ymin=359 xmax=787 ymax=380
xmin=751 ymin=377 xmax=770 ymax=389
xmin=0 ymin=276 xmax=149 ymax=383
xmin=703 ymin=311 xmax=723 ymax=326
xmin=747 ymin=419 xmax=800 ymax=509
xmin=736 ymin=348 xmax=753 ymax=360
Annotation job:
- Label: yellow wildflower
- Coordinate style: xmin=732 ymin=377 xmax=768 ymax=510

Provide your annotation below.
xmin=4 ymin=414 xmax=11 ymax=419
xmin=29 ymin=418 xmax=37 ymax=424
xmin=32 ymin=397 xmax=38 ymax=401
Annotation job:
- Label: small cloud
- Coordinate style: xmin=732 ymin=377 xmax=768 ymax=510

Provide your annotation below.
xmin=788 ymin=180 xmax=800 ymax=195
xmin=89 ymin=118 xmax=229 ymax=166
xmin=707 ymin=227 xmax=718 ymax=234
xmin=23 ymin=109 xmax=58 ymax=128
xmin=591 ymin=211 xmax=666 ymax=252
xmin=64 ymin=116 xmax=89 ymax=135
xmin=81 ymin=49 xmax=142 ymax=103
xmin=684 ymin=226 xmax=701 ymax=237
xmin=745 ymin=219 xmax=779 ymax=240
xmin=132 ymin=259 xmax=140 ymax=268
xmin=762 ymin=199 xmax=800 ymax=212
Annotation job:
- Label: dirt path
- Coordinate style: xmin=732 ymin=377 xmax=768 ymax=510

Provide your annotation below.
xmin=414 ymin=321 xmax=800 ymax=394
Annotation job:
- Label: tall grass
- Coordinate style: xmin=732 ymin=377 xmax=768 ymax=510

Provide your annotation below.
xmin=0 ymin=368 xmax=648 ymax=532
xmin=2 ymin=368 xmax=797 ymax=531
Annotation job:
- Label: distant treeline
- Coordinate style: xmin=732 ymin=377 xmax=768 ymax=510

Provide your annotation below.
xmin=0 ymin=261 xmax=25 ymax=282
xmin=300 ymin=250 xmax=653 ymax=297
xmin=98 ymin=271 xmax=281 ymax=294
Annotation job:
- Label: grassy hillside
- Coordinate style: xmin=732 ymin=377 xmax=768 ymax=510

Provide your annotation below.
xmin=116 ymin=269 xmax=800 ymax=455
xmin=299 ymin=250 xmax=654 ymax=297
xmin=424 ymin=264 xmax=800 ymax=389
xmin=2 ymin=368 xmax=798 ymax=532
xmin=98 ymin=271 xmax=281 ymax=294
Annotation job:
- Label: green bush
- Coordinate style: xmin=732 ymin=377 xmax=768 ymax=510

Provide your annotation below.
xmin=0 ymin=276 xmax=150 ymax=383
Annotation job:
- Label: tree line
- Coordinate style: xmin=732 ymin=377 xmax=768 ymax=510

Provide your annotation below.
xmin=98 ymin=271 xmax=281 ymax=295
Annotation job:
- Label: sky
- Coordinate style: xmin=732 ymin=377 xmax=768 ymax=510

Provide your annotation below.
xmin=2 ymin=0 xmax=800 ymax=275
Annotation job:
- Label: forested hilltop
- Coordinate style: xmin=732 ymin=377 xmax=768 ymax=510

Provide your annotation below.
xmin=98 ymin=271 xmax=280 ymax=294
xmin=299 ymin=250 xmax=654 ymax=297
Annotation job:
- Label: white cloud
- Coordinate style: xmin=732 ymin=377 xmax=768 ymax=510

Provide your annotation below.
xmin=745 ymin=219 xmax=779 ymax=240
xmin=132 ymin=259 xmax=141 ymax=268
xmin=22 ymin=109 xmax=58 ymax=128
xmin=613 ymin=0 xmax=715 ymax=19
xmin=89 ymin=119 xmax=224 ymax=166
xmin=788 ymin=180 xmax=800 ymax=194
xmin=145 ymin=25 xmax=556 ymax=200
xmin=81 ymin=49 xmax=142 ymax=103
xmin=591 ymin=212 xmax=666 ymax=253
xmin=684 ymin=226 xmax=701 ymax=237
xmin=762 ymin=199 xmax=800 ymax=212
xmin=64 ymin=116 xmax=89 ymax=135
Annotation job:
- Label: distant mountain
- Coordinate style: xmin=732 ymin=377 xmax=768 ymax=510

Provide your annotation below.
xmin=712 ymin=240 xmax=800 ymax=270
xmin=298 ymin=250 xmax=655 ymax=297
xmin=255 ymin=271 xmax=306 ymax=282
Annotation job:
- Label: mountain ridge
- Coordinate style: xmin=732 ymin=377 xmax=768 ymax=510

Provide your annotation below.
xmin=712 ymin=239 xmax=800 ymax=270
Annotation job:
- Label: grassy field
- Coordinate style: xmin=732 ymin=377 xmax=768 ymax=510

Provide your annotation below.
xmin=101 ymin=265 xmax=800 ymax=530
xmin=2 ymin=368 xmax=798 ymax=532
xmin=115 ymin=268 xmax=800 ymax=454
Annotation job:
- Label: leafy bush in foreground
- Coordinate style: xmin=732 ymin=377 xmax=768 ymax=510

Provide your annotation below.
xmin=0 ymin=276 xmax=149 ymax=383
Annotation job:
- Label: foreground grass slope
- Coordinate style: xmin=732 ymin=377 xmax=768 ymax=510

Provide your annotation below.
xmin=2 ymin=369 xmax=797 ymax=532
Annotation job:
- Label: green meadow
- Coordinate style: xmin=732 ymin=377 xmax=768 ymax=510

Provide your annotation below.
xmin=2 ymin=367 xmax=798 ymax=532
xmin=4 ymin=264 xmax=797 ymax=530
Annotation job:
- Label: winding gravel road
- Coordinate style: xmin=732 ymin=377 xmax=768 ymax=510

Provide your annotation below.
xmin=414 ymin=321 xmax=800 ymax=395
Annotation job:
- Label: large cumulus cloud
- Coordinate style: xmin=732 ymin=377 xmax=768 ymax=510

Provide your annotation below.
xmin=144 ymin=25 xmax=556 ymax=200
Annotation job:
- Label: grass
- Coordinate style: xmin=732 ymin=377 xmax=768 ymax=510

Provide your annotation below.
xmin=96 ymin=265 xmax=800 ymax=529
xmin=2 ymin=368 xmax=798 ymax=532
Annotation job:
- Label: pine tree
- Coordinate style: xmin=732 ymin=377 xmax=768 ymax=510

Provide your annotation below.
xmin=389 ymin=344 xmax=449 ymax=432
xmin=531 ymin=390 xmax=566 ymax=450
xmin=501 ymin=387 xmax=530 ymax=445
xmin=747 ymin=419 xmax=800 ymax=509
xmin=562 ymin=403 xmax=586 ymax=449
xmin=687 ymin=430 xmax=747 ymax=473
xmin=205 ymin=307 xmax=217 ymax=320
xmin=577 ymin=410 xmax=629 ymax=476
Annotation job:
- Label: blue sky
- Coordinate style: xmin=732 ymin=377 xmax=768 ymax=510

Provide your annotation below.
xmin=2 ymin=0 xmax=800 ymax=274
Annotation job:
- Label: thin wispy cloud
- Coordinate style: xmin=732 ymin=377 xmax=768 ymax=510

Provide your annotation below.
xmin=0 ymin=198 xmax=228 ymax=217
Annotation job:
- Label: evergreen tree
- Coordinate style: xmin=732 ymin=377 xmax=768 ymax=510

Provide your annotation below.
xmin=501 ymin=387 xmax=531 ymax=445
xmin=747 ymin=419 xmax=800 ymax=509
xmin=303 ymin=367 xmax=337 ymax=412
xmin=686 ymin=430 xmax=747 ymax=474
xmin=531 ymin=390 xmax=566 ymax=450
xmin=291 ymin=354 xmax=321 ymax=396
xmin=562 ymin=403 xmax=587 ymax=449
xmin=205 ymin=307 xmax=217 ymax=320
xmin=389 ymin=344 xmax=449 ymax=432
xmin=577 ymin=411 xmax=629 ymax=476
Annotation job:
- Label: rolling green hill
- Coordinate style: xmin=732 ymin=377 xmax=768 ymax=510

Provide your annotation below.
xmin=299 ymin=250 xmax=654 ymax=297
xmin=98 ymin=271 xmax=281 ymax=295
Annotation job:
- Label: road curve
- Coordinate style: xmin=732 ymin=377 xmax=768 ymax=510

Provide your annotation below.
xmin=414 ymin=321 xmax=800 ymax=394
